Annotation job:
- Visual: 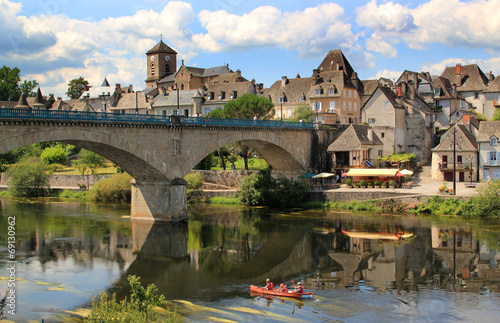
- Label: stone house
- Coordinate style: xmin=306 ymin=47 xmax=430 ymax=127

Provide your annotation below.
xmin=152 ymin=89 xmax=203 ymax=117
xmin=483 ymin=75 xmax=500 ymax=120
xmin=477 ymin=121 xmax=500 ymax=181
xmin=431 ymin=76 xmax=468 ymax=130
xmin=327 ymin=124 xmax=383 ymax=172
xmin=361 ymin=83 xmax=434 ymax=165
xmin=440 ymin=64 xmax=490 ymax=118
xmin=264 ymin=49 xmax=362 ymax=124
xmin=431 ymin=115 xmax=478 ymax=182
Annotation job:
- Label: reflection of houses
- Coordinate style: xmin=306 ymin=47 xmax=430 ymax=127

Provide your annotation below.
xmin=477 ymin=121 xmax=500 ymax=180
xmin=327 ymin=124 xmax=383 ymax=170
xmin=431 ymin=114 xmax=478 ymax=182
xmin=431 ymin=226 xmax=478 ymax=280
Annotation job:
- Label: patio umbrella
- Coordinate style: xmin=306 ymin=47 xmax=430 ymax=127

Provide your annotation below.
xmin=312 ymin=172 xmax=335 ymax=178
xmin=400 ymin=169 xmax=414 ymax=176
xmin=341 ymin=172 xmax=348 ymax=177
xmin=299 ymin=173 xmax=315 ymax=178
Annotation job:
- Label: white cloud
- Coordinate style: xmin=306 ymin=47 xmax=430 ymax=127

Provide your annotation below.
xmin=356 ymin=0 xmax=416 ymax=33
xmin=357 ymin=0 xmax=500 ymax=51
xmin=365 ymin=33 xmax=397 ymax=57
xmin=420 ymin=57 xmax=500 ymax=76
xmin=194 ymin=3 xmax=362 ymax=58
xmin=374 ymin=69 xmax=401 ymax=81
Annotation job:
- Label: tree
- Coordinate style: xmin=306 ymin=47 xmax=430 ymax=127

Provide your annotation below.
xmin=0 ymin=65 xmax=21 ymax=101
xmin=66 ymin=77 xmax=89 ymax=100
xmin=20 ymin=79 xmax=38 ymax=97
xmin=493 ymin=109 xmax=500 ymax=121
xmin=72 ymin=149 xmax=106 ymax=175
xmin=211 ymin=94 xmax=275 ymax=120
xmin=41 ymin=145 xmax=67 ymax=165
xmin=6 ymin=157 xmax=50 ymax=197
xmin=290 ymin=104 xmax=313 ymax=122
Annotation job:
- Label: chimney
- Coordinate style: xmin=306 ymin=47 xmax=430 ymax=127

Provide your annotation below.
xmin=489 ymin=71 xmax=495 ymax=82
xmin=367 ymin=128 xmax=373 ymax=141
xmin=336 ymin=63 xmax=339 ymax=71
xmin=397 ymin=83 xmax=402 ymax=97
xmin=463 ymin=113 xmax=471 ymax=126
xmin=116 ymin=84 xmax=121 ymax=90
xmin=455 ymin=63 xmax=462 ymax=86
xmin=236 ymin=69 xmax=241 ymax=79
xmin=161 ymin=87 xmax=166 ymax=95
xmin=281 ymin=76 xmax=288 ymax=87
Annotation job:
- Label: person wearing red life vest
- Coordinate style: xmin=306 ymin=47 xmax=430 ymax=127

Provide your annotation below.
xmin=264 ymin=278 xmax=273 ymax=290
xmin=294 ymin=281 xmax=304 ymax=293
xmin=278 ymin=283 xmax=288 ymax=292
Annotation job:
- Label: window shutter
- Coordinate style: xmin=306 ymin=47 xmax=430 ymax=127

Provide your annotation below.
xmin=497 ymin=152 xmax=500 ymax=164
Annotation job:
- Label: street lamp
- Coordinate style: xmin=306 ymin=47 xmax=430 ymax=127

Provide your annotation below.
xmin=174 ymin=83 xmax=180 ymax=116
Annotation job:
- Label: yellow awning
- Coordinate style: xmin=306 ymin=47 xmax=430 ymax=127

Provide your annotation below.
xmin=345 ymin=168 xmax=399 ymax=177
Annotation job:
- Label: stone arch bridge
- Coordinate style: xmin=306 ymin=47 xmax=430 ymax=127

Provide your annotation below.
xmin=0 ymin=111 xmax=321 ymax=221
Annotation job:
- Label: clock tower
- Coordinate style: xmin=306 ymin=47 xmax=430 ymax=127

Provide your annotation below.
xmin=145 ymin=40 xmax=177 ymax=88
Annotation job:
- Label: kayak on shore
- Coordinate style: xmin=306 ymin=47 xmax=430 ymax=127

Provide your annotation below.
xmin=249 ymin=285 xmax=313 ymax=299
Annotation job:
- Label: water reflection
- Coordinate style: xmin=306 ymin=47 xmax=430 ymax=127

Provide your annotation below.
xmin=1 ymin=199 xmax=500 ymax=322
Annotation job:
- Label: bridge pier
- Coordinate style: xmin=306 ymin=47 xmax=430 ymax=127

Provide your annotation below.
xmin=130 ymin=178 xmax=188 ymax=222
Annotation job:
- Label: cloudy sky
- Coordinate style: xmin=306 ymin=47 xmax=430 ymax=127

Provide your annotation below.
xmin=2 ymin=0 xmax=499 ymax=99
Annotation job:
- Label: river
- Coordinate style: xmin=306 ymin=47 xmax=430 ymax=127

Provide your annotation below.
xmin=1 ymin=197 xmax=500 ymax=322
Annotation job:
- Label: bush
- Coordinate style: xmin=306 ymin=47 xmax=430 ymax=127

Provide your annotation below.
xmin=470 ymin=180 xmax=500 ymax=219
xmin=86 ymin=275 xmax=177 ymax=323
xmin=359 ymin=179 xmax=366 ymax=187
xmin=374 ymin=179 xmax=380 ymax=186
xmin=185 ymin=173 xmax=204 ymax=203
xmin=89 ymin=173 xmax=132 ymax=202
xmin=41 ymin=145 xmax=67 ymax=165
xmin=367 ymin=181 xmax=373 ymax=187
xmin=346 ymin=178 xmax=352 ymax=186
xmin=238 ymin=170 xmax=307 ymax=208
xmin=207 ymin=196 xmax=240 ymax=205
xmin=380 ymin=181 xmax=387 ymax=187
xmin=6 ymin=157 xmax=50 ymax=197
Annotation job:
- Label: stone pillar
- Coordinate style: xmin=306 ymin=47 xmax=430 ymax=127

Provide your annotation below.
xmin=131 ymin=178 xmax=188 ymax=222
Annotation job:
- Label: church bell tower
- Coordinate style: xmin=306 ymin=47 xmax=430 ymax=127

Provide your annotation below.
xmin=145 ymin=38 xmax=177 ymax=88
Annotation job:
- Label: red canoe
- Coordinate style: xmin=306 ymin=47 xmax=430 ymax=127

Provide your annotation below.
xmin=249 ymin=285 xmax=313 ymax=299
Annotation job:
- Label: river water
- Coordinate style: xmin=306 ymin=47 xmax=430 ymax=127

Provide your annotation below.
xmin=1 ymin=197 xmax=500 ymax=322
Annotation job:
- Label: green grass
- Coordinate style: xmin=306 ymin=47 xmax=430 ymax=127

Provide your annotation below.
xmin=52 ymin=162 xmax=118 ymax=175
xmin=211 ymin=158 xmax=269 ymax=171
xmin=206 ymin=196 xmax=241 ymax=205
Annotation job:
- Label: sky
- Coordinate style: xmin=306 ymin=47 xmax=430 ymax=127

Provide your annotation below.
xmin=1 ymin=0 xmax=500 ymax=99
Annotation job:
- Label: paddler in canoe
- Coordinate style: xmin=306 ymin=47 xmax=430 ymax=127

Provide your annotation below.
xmin=264 ymin=278 xmax=274 ymax=290
xmin=293 ymin=281 xmax=304 ymax=293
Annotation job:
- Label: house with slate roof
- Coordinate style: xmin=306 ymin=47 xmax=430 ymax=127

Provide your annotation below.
xmin=110 ymin=92 xmax=151 ymax=114
xmin=327 ymin=124 xmax=383 ymax=171
xmin=477 ymin=121 xmax=500 ymax=181
xmin=153 ymin=89 xmax=203 ymax=117
xmin=483 ymin=73 xmax=500 ymax=120
xmin=440 ymin=64 xmax=490 ymax=117
xmin=78 ymin=77 xmax=117 ymax=112
xmin=264 ymin=49 xmax=362 ymax=124
xmin=431 ymin=114 xmax=478 ymax=182
xmin=361 ymin=81 xmax=434 ymax=164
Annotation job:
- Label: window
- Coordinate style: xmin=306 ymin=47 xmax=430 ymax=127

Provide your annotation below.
xmin=457 ymin=155 xmax=462 ymax=164
xmin=491 ymin=137 xmax=497 ymax=146
xmin=378 ymin=150 xmax=383 ymax=157
xmin=300 ymin=96 xmax=305 ymax=101
xmin=343 ymin=102 xmax=346 ymax=111
xmin=489 ymin=151 xmax=497 ymax=161
xmin=181 ymin=84 xmax=184 ymax=90
xmin=279 ymin=96 xmax=284 ymax=103
xmin=385 ymin=102 xmax=390 ymax=109
xmin=329 ymin=88 xmax=336 ymax=95
xmin=474 ymin=92 xmax=478 ymax=99
xmin=368 ymin=118 xmax=376 ymax=124
xmin=315 ymin=89 xmax=322 ymax=96
xmin=354 ymin=91 xmax=358 ymax=98
xmin=349 ymin=90 xmax=352 ymax=98
xmin=381 ymin=132 xmax=385 ymax=138
xmin=434 ymin=88 xmax=440 ymax=96
xmin=329 ymin=101 xmax=336 ymax=113
xmin=343 ymin=89 xmax=346 ymax=97
xmin=165 ymin=64 xmax=170 ymax=74
xmin=354 ymin=103 xmax=357 ymax=112
xmin=287 ymin=108 xmax=292 ymax=118
xmin=317 ymin=102 xmax=322 ymax=111
xmin=151 ymin=63 xmax=155 ymax=75
xmin=348 ymin=102 xmax=352 ymax=111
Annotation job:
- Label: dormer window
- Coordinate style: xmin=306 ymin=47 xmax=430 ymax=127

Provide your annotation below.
xmin=219 ymin=91 xmax=225 ymax=100
xmin=300 ymin=95 xmax=305 ymax=102
xmin=329 ymin=88 xmax=336 ymax=95
xmin=315 ymin=89 xmax=322 ymax=96
xmin=491 ymin=137 xmax=498 ymax=146
xmin=434 ymin=88 xmax=440 ymax=96
xmin=279 ymin=96 xmax=284 ymax=103
xmin=230 ymin=91 xmax=237 ymax=100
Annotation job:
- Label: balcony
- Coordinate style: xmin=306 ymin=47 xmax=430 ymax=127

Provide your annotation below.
xmin=483 ymin=160 xmax=500 ymax=167
xmin=439 ymin=163 xmax=473 ymax=171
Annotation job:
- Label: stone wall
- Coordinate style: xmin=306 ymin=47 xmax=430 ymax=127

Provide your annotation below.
xmin=1 ymin=173 xmax=112 ymax=188
xmin=189 ymin=170 xmax=259 ymax=188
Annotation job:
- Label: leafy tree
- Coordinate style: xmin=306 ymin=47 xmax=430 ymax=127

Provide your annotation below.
xmin=72 ymin=149 xmax=106 ymax=175
xmin=290 ymin=104 xmax=313 ymax=122
xmin=41 ymin=145 xmax=67 ymax=165
xmin=19 ymin=79 xmax=38 ymax=97
xmin=6 ymin=157 xmax=50 ymax=197
xmin=89 ymin=173 xmax=132 ymax=202
xmin=66 ymin=76 xmax=89 ymax=100
xmin=470 ymin=180 xmax=500 ymax=219
xmin=0 ymin=65 xmax=21 ymax=101
xmin=238 ymin=170 xmax=307 ymax=207
xmin=210 ymin=94 xmax=275 ymax=120
xmin=493 ymin=109 xmax=500 ymax=121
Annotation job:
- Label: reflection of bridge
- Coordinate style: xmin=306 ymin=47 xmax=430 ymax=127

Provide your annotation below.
xmin=0 ymin=109 xmax=319 ymax=221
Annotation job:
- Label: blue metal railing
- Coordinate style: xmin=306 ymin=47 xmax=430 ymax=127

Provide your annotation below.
xmin=0 ymin=108 xmax=314 ymax=129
